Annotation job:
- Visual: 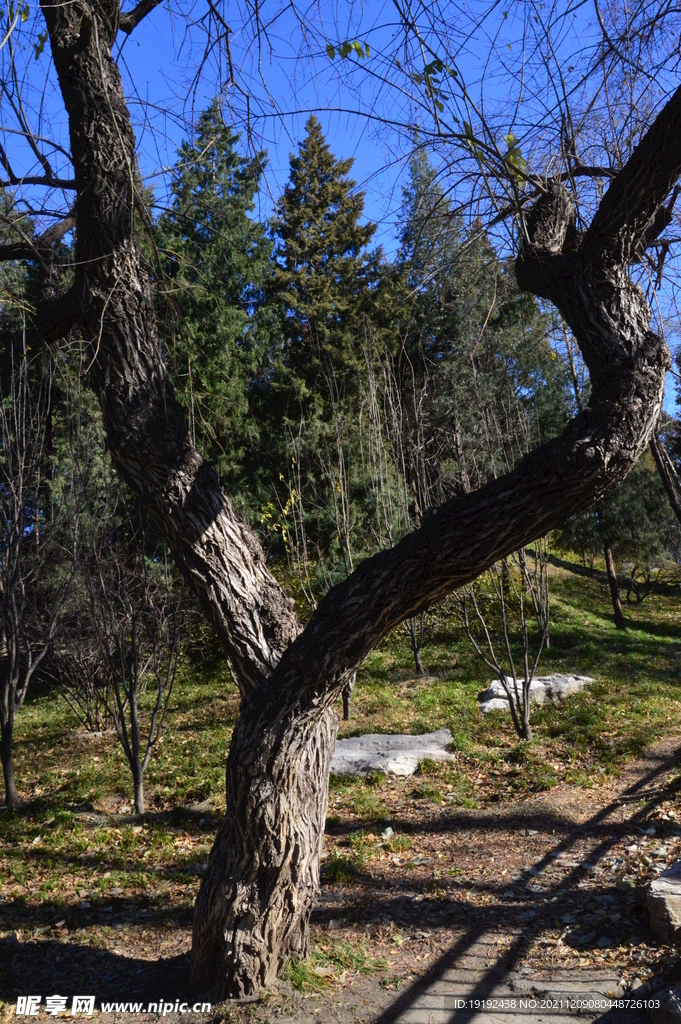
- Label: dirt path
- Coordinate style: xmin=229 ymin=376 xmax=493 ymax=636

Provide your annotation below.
xmin=4 ymin=737 xmax=681 ymax=1022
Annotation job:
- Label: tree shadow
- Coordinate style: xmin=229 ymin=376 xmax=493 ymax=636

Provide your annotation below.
xmin=359 ymin=742 xmax=681 ymax=1024
xmin=0 ymin=936 xmax=193 ymax=1004
xmin=4 ymin=740 xmax=680 ymax=1018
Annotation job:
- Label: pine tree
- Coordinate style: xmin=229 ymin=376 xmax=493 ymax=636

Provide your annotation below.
xmin=269 ymin=114 xmax=378 ymax=396
xmin=395 ymin=150 xmax=568 ymax=506
xmin=252 ymin=116 xmax=387 ymax=583
xmin=157 ymin=101 xmax=271 ymax=485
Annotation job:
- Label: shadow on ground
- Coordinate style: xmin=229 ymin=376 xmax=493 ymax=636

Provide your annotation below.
xmin=3 ymin=740 xmax=681 ymax=1022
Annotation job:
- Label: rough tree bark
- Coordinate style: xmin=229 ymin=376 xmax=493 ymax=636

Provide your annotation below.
xmin=191 ymin=107 xmax=677 ymax=995
xmin=38 ymin=0 xmax=300 ymax=696
xmin=30 ymin=0 xmax=333 ymax=993
xmin=4 ymin=0 xmax=679 ymax=1000
xmin=0 ymin=722 xmax=19 ymax=810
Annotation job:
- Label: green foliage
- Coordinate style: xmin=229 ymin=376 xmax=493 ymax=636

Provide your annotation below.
xmin=392 ymin=150 xmax=568 ymax=508
xmin=157 ymin=100 xmax=271 ymax=486
xmin=285 ymin=938 xmax=385 ymax=991
xmin=251 ymin=114 xmax=392 ymax=584
xmin=268 ymin=113 xmax=377 ymax=385
xmin=558 ymin=450 xmax=681 ymax=575
xmin=322 ymin=849 xmax=357 ymax=883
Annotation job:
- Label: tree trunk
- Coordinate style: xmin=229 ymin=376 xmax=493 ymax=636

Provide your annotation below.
xmin=521 ymin=688 xmax=532 ymax=743
xmin=192 ymin=704 xmax=337 ymax=996
xmin=1 ymin=721 xmax=18 ymax=810
xmin=192 ymin=160 xmax=673 ymax=994
xmin=20 ymin=2 xmax=681 ymax=1000
xmin=133 ymin=772 xmax=145 ymax=816
xmin=650 ymin=432 xmax=681 ymax=524
xmin=39 ymin=0 xmax=300 ymax=694
xmin=409 ymin=613 xmax=425 ymax=676
xmin=604 ymin=544 xmax=626 ymax=629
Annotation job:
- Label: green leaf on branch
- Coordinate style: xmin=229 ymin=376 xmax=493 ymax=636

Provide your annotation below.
xmin=336 ymin=39 xmax=369 ymax=60
xmin=503 ymin=132 xmax=527 ymax=183
xmin=326 ymin=43 xmax=335 ymax=60
xmin=34 ymin=29 xmax=47 ymax=59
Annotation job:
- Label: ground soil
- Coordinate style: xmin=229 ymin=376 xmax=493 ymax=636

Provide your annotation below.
xmin=4 ymin=737 xmax=681 ymax=1022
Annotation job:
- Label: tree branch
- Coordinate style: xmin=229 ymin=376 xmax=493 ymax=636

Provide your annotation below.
xmin=0 ymin=176 xmax=76 ymax=189
xmin=118 ymin=0 xmax=162 ymax=34
xmin=0 ymin=241 xmax=38 ymax=262
xmin=581 ymin=83 xmax=681 ymax=265
xmin=650 ymin=431 xmax=681 ymax=524
xmin=39 ymin=212 xmax=76 ymax=246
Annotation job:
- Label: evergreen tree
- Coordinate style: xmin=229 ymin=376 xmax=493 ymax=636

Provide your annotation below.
xmin=268 ymin=114 xmax=378 ymax=396
xmin=393 ymin=151 xmax=568 ymax=509
xmin=157 ymin=101 xmax=271 ymax=485
xmin=252 ymin=116 xmax=389 ymax=583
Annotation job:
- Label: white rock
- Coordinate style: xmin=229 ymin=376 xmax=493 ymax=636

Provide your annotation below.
xmin=478 ymin=674 xmax=594 ymax=714
xmin=648 ymin=860 xmax=681 ymax=942
xmin=330 ymin=729 xmax=454 ymax=777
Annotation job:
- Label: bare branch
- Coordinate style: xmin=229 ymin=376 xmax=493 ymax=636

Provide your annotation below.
xmin=581 ymin=83 xmax=681 ymax=264
xmin=118 ymin=0 xmax=163 ymax=35
xmin=650 ymin=432 xmax=681 ymax=524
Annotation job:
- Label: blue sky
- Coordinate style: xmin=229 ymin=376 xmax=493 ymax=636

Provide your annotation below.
xmin=116 ymin=5 xmax=409 ymax=256
xmin=3 ymin=0 xmax=679 ymax=412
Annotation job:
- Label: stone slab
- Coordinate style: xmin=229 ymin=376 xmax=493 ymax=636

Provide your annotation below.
xmin=648 ymin=860 xmax=681 ymax=942
xmin=478 ymin=675 xmax=594 ymax=714
xmin=330 ymin=728 xmax=454 ymax=777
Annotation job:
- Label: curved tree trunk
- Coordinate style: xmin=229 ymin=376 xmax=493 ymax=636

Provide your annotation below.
xmin=9 ymin=0 xmax=681 ymax=1001
xmin=192 ymin=704 xmax=338 ymax=993
xmin=32 ymin=0 xmax=324 ymax=995
xmin=39 ymin=0 xmax=300 ymax=695
xmin=192 ymin=115 xmax=677 ymax=995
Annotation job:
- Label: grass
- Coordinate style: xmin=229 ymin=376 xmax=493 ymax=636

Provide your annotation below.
xmin=6 ymin=553 xmax=680 ymax=825
xmin=1 ymin=550 xmax=680 ymax=996
xmin=327 ymin=554 xmax=681 ymax=813
xmin=284 ymin=939 xmax=387 ymax=991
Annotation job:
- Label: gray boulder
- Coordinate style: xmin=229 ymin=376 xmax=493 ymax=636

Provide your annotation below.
xmin=330 ymin=729 xmax=454 ymax=777
xmin=478 ymin=674 xmax=594 ymax=714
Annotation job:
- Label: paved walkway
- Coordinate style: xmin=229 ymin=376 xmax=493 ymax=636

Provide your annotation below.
xmin=371 ymin=933 xmax=648 ymax=1022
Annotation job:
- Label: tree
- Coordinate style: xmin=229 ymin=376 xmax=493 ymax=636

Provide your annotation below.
xmin=86 ymin=502 xmax=183 ymax=816
xmin=254 ymin=115 xmax=385 ymax=582
xmin=558 ymin=451 xmax=681 ymax=626
xmin=268 ymin=114 xmax=378 ymax=397
xmin=157 ymin=102 xmax=271 ymax=489
xmin=0 ymin=0 xmax=676 ymax=998
xmin=0 ymin=347 xmax=76 ymax=807
xmin=395 ymin=151 xmax=569 ymax=506
xmin=455 ymin=542 xmax=550 ymax=742
xmin=651 ymin=415 xmax=681 ymax=526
